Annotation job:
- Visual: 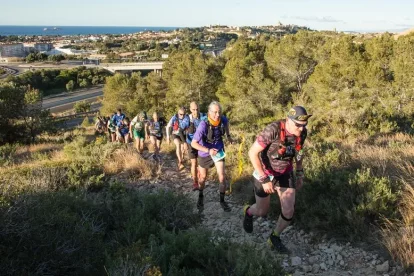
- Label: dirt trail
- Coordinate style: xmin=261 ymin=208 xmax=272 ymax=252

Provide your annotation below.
xmin=131 ymin=151 xmax=407 ymax=276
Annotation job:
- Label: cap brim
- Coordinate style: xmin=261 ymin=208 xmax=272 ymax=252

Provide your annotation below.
xmin=289 ymin=114 xmax=312 ymax=121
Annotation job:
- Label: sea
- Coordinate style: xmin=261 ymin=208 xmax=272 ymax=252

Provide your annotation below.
xmin=0 ymin=26 xmax=179 ymax=36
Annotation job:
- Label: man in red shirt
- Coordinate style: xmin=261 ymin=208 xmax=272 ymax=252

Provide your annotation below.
xmin=243 ymin=106 xmax=312 ymax=253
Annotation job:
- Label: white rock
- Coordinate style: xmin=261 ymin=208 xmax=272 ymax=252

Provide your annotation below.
xmin=308 ymin=256 xmax=318 ymax=264
xmin=340 ymin=260 xmax=345 ymax=266
xmin=260 ymin=221 xmax=270 ymax=228
xmin=331 ymin=244 xmax=343 ymax=252
xmin=376 ymin=261 xmax=389 ymax=273
xmin=302 ymin=265 xmax=312 ymax=273
xmin=291 ymin=256 xmax=302 ymax=266
xmin=320 ymin=262 xmax=327 ymax=271
xmin=319 ymin=244 xmax=328 ymax=250
xmin=337 ymin=254 xmax=343 ymax=261
xmin=312 ymin=264 xmax=320 ymax=274
xmin=328 ymin=259 xmax=334 ymax=266
xmin=293 ymin=270 xmax=302 ymax=276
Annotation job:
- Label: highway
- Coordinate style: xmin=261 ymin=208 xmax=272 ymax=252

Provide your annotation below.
xmin=0 ymin=65 xmax=20 ymax=78
xmin=42 ymin=86 xmax=103 ymax=114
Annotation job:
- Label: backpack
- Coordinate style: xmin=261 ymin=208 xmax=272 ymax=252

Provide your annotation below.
xmin=204 ymin=116 xmax=226 ymax=144
xmin=271 ymin=120 xmax=306 ymax=160
xmin=188 ymin=113 xmax=205 ymax=134
xmin=150 ymin=120 xmax=163 ymax=136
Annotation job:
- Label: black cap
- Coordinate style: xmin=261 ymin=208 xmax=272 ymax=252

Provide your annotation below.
xmin=287 ymin=106 xmax=312 ymax=121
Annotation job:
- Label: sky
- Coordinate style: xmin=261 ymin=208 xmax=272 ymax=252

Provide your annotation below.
xmin=1 ymin=0 xmax=413 ymax=32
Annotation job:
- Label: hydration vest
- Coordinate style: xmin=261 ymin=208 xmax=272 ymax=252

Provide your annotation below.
xmin=188 ymin=113 xmax=205 ymax=134
xmin=270 ymin=120 xmax=305 ymax=161
xmin=172 ymin=114 xmax=180 ymax=131
xmin=205 ymin=116 xmax=226 ymax=144
xmin=150 ymin=121 xmax=163 ymax=136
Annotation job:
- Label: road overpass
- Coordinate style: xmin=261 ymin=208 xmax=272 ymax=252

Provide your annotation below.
xmin=2 ymin=61 xmax=165 ymax=75
xmin=100 ymin=61 xmax=164 ymax=74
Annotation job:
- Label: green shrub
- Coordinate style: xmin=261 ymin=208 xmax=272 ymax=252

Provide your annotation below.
xmin=0 ymin=191 xmax=108 ymax=275
xmin=0 ymin=190 xmax=200 ymax=276
xmin=148 ymin=229 xmax=283 ymax=276
xmin=0 ymin=143 xmax=18 ymax=166
xmin=295 ymin=141 xmax=400 ymax=239
xmin=81 ymin=116 xmax=93 ymax=127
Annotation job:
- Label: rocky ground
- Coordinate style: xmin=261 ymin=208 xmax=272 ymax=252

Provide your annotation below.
xmin=130 ymin=150 xmax=411 ymax=276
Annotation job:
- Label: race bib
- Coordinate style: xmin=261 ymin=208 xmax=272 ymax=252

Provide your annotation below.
xmin=211 ymin=149 xmax=226 ymax=163
xmin=252 ymin=170 xmax=274 ymax=181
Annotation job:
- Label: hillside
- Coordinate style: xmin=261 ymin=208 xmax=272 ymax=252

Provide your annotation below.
xmin=394 ymin=27 xmax=414 ymax=38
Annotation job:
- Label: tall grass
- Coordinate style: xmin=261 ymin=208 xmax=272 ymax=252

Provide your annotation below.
xmin=381 ymin=162 xmax=414 ymax=269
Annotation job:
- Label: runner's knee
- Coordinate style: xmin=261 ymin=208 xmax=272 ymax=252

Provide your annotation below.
xmin=281 ymin=207 xmax=294 ymax=219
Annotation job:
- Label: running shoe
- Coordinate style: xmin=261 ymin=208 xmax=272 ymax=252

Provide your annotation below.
xmin=220 ymin=201 xmax=231 ymax=212
xmin=268 ymin=233 xmax=290 ymax=254
xmin=243 ymin=205 xmax=253 ymax=233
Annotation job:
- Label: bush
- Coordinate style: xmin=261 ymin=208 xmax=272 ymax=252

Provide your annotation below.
xmin=0 ymin=143 xmax=18 ymax=166
xmin=295 ymin=141 xmax=400 ymax=239
xmin=66 ymin=80 xmax=74 ymax=91
xmin=74 ymin=101 xmax=91 ymax=113
xmin=381 ymin=162 xmax=414 ymax=270
xmin=0 ymin=190 xmax=201 ymax=276
xmin=147 ymin=229 xmax=282 ymax=276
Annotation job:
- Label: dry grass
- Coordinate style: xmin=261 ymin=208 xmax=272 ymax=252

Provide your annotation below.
xmin=381 ymin=159 xmax=414 ymax=269
xmin=381 ymin=182 xmax=414 ymax=269
xmin=0 ymin=144 xmax=66 ymax=174
xmin=12 ymin=143 xmax=63 ymax=163
xmin=349 ymin=133 xmax=414 ymax=180
xmin=104 ymin=146 xmax=157 ymax=179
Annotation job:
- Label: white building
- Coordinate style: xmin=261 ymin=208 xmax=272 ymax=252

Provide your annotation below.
xmin=34 ymin=43 xmax=53 ymax=52
xmin=0 ymin=43 xmax=25 ymax=57
xmin=46 ymin=47 xmax=98 ymax=56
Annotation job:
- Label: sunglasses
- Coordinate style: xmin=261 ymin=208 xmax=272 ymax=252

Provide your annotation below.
xmin=178 ymin=113 xmax=185 ymax=116
xmin=291 ymin=119 xmax=307 ymax=128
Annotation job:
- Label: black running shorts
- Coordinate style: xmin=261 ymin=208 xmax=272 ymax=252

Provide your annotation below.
xmin=254 ymin=171 xmax=295 ymax=197
xmin=188 ymin=144 xmax=198 ymax=159
xmin=198 ymin=155 xmax=224 ymax=169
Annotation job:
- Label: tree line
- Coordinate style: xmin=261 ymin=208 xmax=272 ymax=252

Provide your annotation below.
xmin=3 ymin=66 xmax=111 ymax=96
xmin=0 ymin=67 xmax=111 ymax=144
xmin=102 ymin=30 xmax=414 ymax=138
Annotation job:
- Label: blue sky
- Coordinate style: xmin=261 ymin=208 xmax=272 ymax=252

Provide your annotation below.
xmin=1 ymin=0 xmax=413 ymax=32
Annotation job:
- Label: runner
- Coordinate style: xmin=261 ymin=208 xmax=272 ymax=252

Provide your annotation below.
xmin=117 ymin=117 xmax=131 ymax=144
xmin=191 ymin=101 xmax=234 ymax=211
xmin=186 ymin=102 xmax=206 ymax=191
xmin=107 ymin=114 xmax=117 ymax=142
xmin=111 ymin=108 xmax=126 ymax=128
xmin=243 ymin=106 xmax=311 ymax=254
xmin=95 ymin=116 xmax=107 ymax=135
xmin=146 ymin=111 xmax=165 ymax=161
xmin=166 ymin=107 xmax=190 ymax=171
xmin=130 ymin=111 xmax=147 ymax=153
